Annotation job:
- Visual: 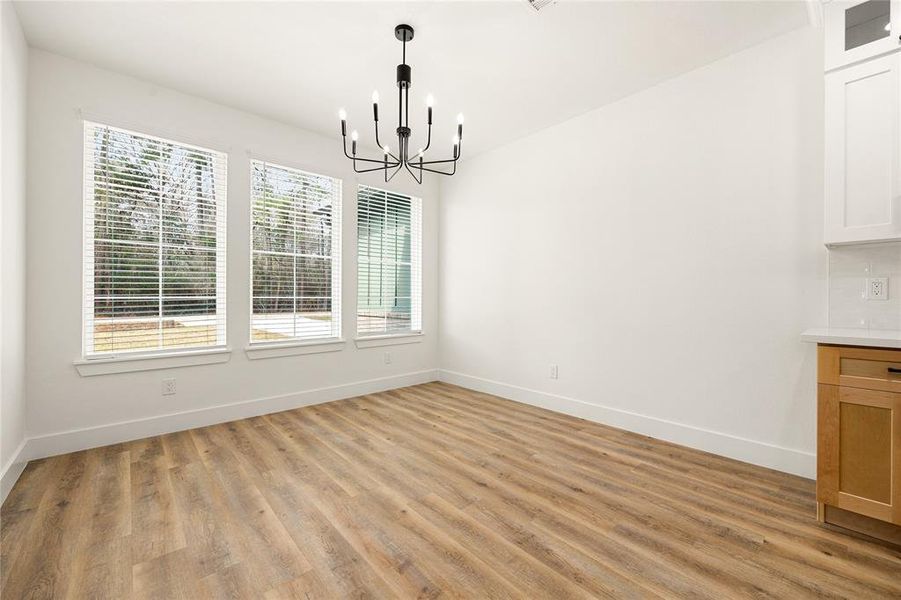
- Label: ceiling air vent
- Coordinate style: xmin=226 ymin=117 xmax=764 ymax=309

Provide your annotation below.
xmin=525 ymin=0 xmax=556 ymax=12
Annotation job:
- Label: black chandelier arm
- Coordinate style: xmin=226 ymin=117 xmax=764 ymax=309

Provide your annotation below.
xmin=350 ymin=162 xmax=401 ymax=174
xmin=408 ymin=122 xmax=431 ymax=157
xmin=354 ymin=154 xmax=401 ymax=168
xmin=341 ymin=138 xmax=378 ymax=164
xmin=403 ymin=160 xmax=423 ymax=185
xmin=373 ymin=121 xmax=400 ymax=162
xmin=419 ymin=157 xmax=458 ymax=166
xmin=342 ymin=137 xmax=400 ymax=168
xmin=385 ymin=161 xmax=404 ymax=182
xmin=419 ymin=137 xmax=461 ymax=166
xmin=419 ymin=161 xmax=457 ymax=176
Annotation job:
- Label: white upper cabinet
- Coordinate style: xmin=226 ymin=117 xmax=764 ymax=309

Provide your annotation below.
xmin=825 ymin=0 xmax=901 ymax=71
xmin=825 ymin=52 xmax=901 ymax=244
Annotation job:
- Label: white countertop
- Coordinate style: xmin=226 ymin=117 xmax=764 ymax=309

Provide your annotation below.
xmin=801 ymin=328 xmax=901 ymax=349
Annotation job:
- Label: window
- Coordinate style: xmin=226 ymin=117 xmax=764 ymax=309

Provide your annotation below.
xmin=251 ymin=160 xmax=341 ymax=342
xmin=83 ymin=122 xmax=227 ymax=357
xmin=356 ymin=185 xmax=421 ymax=336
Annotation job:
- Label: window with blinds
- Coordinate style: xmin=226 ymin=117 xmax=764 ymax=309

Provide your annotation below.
xmin=251 ymin=160 xmax=341 ymax=343
xmin=357 ymin=185 xmax=422 ymax=336
xmin=83 ymin=122 xmax=227 ymax=357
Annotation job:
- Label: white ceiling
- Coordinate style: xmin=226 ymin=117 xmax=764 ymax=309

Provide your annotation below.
xmin=14 ymin=1 xmax=810 ymax=157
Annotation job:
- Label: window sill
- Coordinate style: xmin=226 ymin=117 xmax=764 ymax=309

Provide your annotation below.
xmin=74 ymin=347 xmax=232 ymax=376
xmin=354 ymin=333 xmax=424 ymax=348
xmin=245 ymin=338 xmax=346 ymax=360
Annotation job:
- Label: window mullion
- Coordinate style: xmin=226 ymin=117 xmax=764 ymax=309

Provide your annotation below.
xmin=292 ymin=180 xmax=298 ymax=340
xmin=381 ymin=194 xmax=387 ymax=333
xmin=157 ymin=161 xmax=164 ymax=349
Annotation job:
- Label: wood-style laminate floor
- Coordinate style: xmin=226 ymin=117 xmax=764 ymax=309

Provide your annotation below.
xmin=2 ymin=382 xmax=900 ymax=599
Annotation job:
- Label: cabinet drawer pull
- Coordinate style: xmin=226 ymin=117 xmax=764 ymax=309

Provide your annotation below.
xmin=888 ymin=367 xmax=901 ymax=374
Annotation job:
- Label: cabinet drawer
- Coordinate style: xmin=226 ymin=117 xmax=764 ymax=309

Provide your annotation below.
xmin=819 ymin=345 xmax=901 ymax=392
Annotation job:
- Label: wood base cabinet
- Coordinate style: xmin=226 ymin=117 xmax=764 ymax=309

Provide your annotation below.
xmin=817 ymin=345 xmax=901 ymax=545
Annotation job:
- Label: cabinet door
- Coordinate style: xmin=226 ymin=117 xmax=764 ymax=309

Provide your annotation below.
xmin=818 ymin=385 xmax=900 ymax=524
xmin=824 ymin=52 xmax=901 ymax=244
xmin=825 ymin=0 xmax=901 ymax=71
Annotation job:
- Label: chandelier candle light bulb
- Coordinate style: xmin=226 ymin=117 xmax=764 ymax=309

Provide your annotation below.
xmin=339 ymin=24 xmax=466 ymax=183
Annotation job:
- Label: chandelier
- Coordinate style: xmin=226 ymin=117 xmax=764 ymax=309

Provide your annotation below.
xmin=339 ymin=24 xmax=464 ymax=184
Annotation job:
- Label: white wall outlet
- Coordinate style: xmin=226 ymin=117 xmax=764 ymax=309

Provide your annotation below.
xmin=383 ymin=352 xmax=392 ymax=365
xmin=162 ymin=378 xmax=176 ymax=396
xmin=550 ymin=364 xmax=558 ymax=379
xmin=866 ymin=277 xmax=889 ymax=301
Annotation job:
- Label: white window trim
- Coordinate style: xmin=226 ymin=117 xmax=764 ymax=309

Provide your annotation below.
xmin=355 ymin=185 xmax=423 ymax=338
xmin=74 ymin=347 xmax=232 ymax=377
xmin=248 ymin=157 xmax=343 ymax=345
xmin=354 ymin=333 xmax=424 ymax=349
xmin=245 ymin=338 xmax=346 ymax=360
xmin=82 ymin=120 xmax=228 ymax=360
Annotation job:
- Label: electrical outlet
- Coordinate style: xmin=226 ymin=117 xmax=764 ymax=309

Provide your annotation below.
xmin=384 ymin=352 xmax=392 ymax=365
xmin=867 ymin=277 xmax=889 ymax=301
xmin=550 ymin=364 xmax=558 ymax=379
xmin=162 ymin=378 xmax=176 ymax=396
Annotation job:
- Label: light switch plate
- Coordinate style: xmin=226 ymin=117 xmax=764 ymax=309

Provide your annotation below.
xmin=866 ymin=277 xmax=889 ymax=301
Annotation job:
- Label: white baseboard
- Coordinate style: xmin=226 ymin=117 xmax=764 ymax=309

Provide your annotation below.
xmin=3 ymin=367 xmax=812 ymax=506
xmin=18 ymin=369 xmax=439 ymax=467
xmin=438 ymin=369 xmax=815 ymax=479
xmin=1 ymin=438 xmax=28 ymax=506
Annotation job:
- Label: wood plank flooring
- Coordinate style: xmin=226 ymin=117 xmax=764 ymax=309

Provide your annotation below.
xmin=2 ymin=382 xmax=900 ymax=599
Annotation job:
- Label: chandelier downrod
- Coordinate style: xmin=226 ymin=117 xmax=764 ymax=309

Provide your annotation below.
xmin=339 ymin=24 xmax=464 ymax=184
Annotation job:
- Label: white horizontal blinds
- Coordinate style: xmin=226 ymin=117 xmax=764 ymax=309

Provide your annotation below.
xmin=250 ymin=160 xmax=341 ymax=343
xmin=83 ymin=121 xmax=227 ymax=356
xmin=357 ymin=185 xmax=422 ymax=336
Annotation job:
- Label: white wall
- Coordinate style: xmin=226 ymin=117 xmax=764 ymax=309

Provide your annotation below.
xmin=1 ymin=2 xmax=29 ymax=501
xmin=438 ymin=27 xmax=826 ymax=478
xmin=24 ymin=50 xmax=439 ymax=459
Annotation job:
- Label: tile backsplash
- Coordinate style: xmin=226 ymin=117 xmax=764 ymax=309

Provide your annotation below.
xmin=828 ymin=241 xmax=901 ymax=331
